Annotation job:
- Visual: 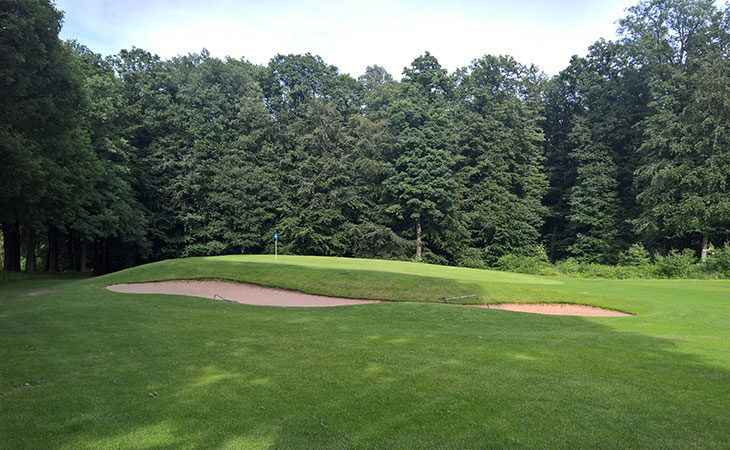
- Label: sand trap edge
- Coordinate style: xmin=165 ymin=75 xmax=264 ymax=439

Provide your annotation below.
xmin=106 ymin=279 xmax=379 ymax=308
xmin=106 ymin=280 xmax=631 ymax=316
xmin=479 ymin=303 xmax=632 ymax=317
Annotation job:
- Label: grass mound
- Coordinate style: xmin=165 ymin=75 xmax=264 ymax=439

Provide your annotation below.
xmin=101 ymin=257 xmax=485 ymax=304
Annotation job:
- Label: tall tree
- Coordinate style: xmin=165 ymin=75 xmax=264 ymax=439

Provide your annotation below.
xmin=634 ymin=51 xmax=730 ymax=260
xmin=564 ymin=116 xmax=620 ymax=262
xmin=263 ymin=54 xmax=364 ymax=255
xmin=342 ymin=65 xmax=401 ymax=257
xmin=454 ymin=55 xmax=548 ymax=263
xmin=111 ymin=47 xmax=182 ymax=261
xmin=542 ymin=57 xmax=585 ymax=260
xmin=622 ymin=0 xmax=728 ymax=258
xmin=359 ymin=65 xmax=399 ymax=120
xmin=384 ymin=53 xmax=459 ymax=260
xmin=1 ymin=0 xmax=93 ymax=272
xmin=70 ymin=43 xmax=149 ymax=272
xmin=543 ymin=39 xmax=647 ymax=262
xmin=159 ymin=53 xmax=275 ymax=256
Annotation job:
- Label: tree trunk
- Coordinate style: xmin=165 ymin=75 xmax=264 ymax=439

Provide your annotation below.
xmin=2 ymin=219 xmax=21 ymax=272
xmin=416 ymin=218 xmax=422 ymax=260
xmin=102 ymin=238 xmax=110 ymax=274
xmin=67 ymin=230 xmax=76 ymax=271
xmin=80 ymin=239 xmax=87 ymax=272
xmin=94 ymin=238 xmax=106 ymax=275
xmin=47 ymin=225 xmax=60 ymax=273
xmin=548 ymin=221 xmax=559 ymax=261
xmin=701 ymin=234 xmax=709 ymax=262
xmin=25 ymin=229 xmax=36 ymax=273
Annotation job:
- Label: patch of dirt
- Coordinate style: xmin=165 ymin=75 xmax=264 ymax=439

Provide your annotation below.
xmin=107 ymin=280 xmax=379 ymax=307
xmin=23 ymin=289 xmax=58 ymax=297
xmin=480 ymin=303 xmax=632 ymax=317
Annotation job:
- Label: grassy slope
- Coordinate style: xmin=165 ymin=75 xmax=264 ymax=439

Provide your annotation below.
xmin=1 ymin=256 xmax=729 ymax=449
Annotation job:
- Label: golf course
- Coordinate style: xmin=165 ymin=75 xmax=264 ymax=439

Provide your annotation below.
xmin=2 ymin=255 xmax=729 ymax=448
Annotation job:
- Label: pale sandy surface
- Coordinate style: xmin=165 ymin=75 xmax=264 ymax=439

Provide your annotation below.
xmin=106 ymin=280 xmax=379 ymax=307
xmin=107 ymin=280 xmax=630 ymax=315
xmin=481 ymin=303 xmax=632 ymax=317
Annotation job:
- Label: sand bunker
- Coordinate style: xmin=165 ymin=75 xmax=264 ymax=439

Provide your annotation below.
xmin=481 ymin=303 xmax=631 ymax=317
xmin=106 ymin=280 xmax=379 ymax=307
xmin=107 ymin=280 xmax=629 ymax=316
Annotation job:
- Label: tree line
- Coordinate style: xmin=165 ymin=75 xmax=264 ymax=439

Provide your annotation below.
xmin=2 ymin=0 xmax=730 ymax=275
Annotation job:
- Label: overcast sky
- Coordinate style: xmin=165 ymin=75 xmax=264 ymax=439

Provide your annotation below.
xmin=56 ymin=0 xmax=641 ymax=78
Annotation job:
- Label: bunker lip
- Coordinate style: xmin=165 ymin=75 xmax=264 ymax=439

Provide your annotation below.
xmin=107 ymin=280 xmax=631 ymax=316
xmin=106 ymin=279 xmax=379 ymax=307
xmin=480 ymin=303 xmax=632 ymax=317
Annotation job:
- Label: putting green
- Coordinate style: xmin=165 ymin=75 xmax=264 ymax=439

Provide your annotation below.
xmin=209 ymin=254 xmax=563 ymax=285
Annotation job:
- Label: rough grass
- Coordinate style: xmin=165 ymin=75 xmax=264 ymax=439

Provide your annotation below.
xmin=1 ymin=255 xmax=730 ymax=449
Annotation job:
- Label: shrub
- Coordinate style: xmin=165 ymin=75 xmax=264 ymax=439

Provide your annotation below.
xmin=553 ymin=257 xmax=582 ymax=275
xmin=420 ymin=249 xmax=449 ymax=266
xmin=494 ymin=245 xmax=550 ymax=274
xmin=653 ymin=249 xmax=697 ymax=278
xmin=455 ymin=247 xmax=486 ymax=269
xmin=609 ymin=265 xmax=643 ymax=279
xmin=345 ymin=222 xmax=413 ymax=260
xmin=581 ymin=263 xmax=620 ymax=279
xmin=182 ymin=241 xmax=227 ymax=257
xmin=488 ymin=244 xmax=726 ymax=280
xmin=618 ymin=243 xmax=651 ymax=266
xmin=704 ymin=243 xmax=730 ymax=277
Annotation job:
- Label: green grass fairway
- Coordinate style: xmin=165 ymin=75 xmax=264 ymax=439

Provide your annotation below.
xmin=2 ymin=255 xmax=730 ymax=448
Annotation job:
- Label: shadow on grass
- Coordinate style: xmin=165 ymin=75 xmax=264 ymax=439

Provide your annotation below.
xmin=1 ymin=287 xmax=729 ymax=449
xmin=0 ymin=272 xmax=88 ymax=300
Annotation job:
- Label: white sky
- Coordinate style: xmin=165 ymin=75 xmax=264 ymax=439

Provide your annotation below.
xmin=56 ymin=0 xmax=646 ymax=78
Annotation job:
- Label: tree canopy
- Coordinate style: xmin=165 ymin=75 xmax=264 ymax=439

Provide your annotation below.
xmin=2 ymin=0 xmax=729 ymax=273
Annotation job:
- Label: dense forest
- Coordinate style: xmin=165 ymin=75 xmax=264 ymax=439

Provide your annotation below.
xmin=2 ymin=0 xmax=730 ymax=276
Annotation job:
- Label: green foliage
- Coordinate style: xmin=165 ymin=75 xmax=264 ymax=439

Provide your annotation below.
xmin=384 ymin=53 xmax=459 ymax=260
xmin=544 ymin=40 xmax=645 ymax=263
xmin=418 ymin=249 xmax=450 ymax=266
xmin=626 ymin=0 xmax=730 ymax=254
xmin=455 ymin=247 xmax=487 ymax=269
xmin=488 ymin=244 xmax=730 ymax=280
xmin=618 ymin=243 xmax=652 ymax=266
xmin=0 ymin=0 xmax=118 ymax=272
xmin=454 ymin=55 xmax=548 ymax=262
xmin=494 ymin=245 xmax=550 ymax=274
xmin=565 ymin=116 xmax=620 ymax=263
xmin=69 ymin=44 xmax=150 ymax=261
xmin=264 ymin=53 xmax=357 ymax=116
xmin=4 ymin=0 xmax=730 ymax=277
xmin=344 ymin=222 xmax=413 ymax=260
xmin=705 ymin=243 xmax=730 ymax=277
xmin=653 ymin=249 xmax=698 ymax=278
